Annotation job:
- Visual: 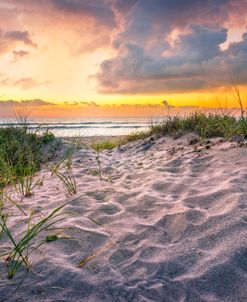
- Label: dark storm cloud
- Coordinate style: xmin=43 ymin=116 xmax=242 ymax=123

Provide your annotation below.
xmin=94 ymin=0 xmax=247 ymax=94
xmin=111 ymin=0 xmax=231 ymax=48
xmin=95 ymin=25 xmax=228 ymax=93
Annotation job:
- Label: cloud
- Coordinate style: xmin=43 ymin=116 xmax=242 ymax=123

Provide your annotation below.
xmin=0 ymin=74 xmax=51 ymax=90
xmin=0 ymin=99 xmax=56 ymax=116
xmin=14 ymin=78 xmax=51 ymax=90
xmin=177 ymin=26 xmax=227 ymax=63
xmin=111 ymin=0 xmax=231 ymax=49
xmin=1 ymin=0 xmax=247 ymax=99
xmin=0 ymin=29 xmax=37 ymax=56
xmin=0 ymin=99 xmax=55 ymax=107
xmin=71 ymin=33 xmax=110 ymax=54
xmin=4 ymin=30 xmax=37 ymax=47
xmin=19 ymin=99 xmax=55 ymax=106
xmin=12 ymin=50 xmax=30 ymax=61
xmin=111 ymin=0 xmax=138 ymax=14
xmin=90 ymin=101 xmax=99 ymax=107
xmin=0 ymin=1 xmax=112 ymax=57
xmin=95 ymin=26 xmax=227 ymax=93
xmin=94 ymin=0 xmax=247 ymax=94
xmin=50 ymin=0 xmax=115 ymax=27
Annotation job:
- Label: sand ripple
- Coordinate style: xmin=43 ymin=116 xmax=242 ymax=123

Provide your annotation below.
xmin=1 ymin=136 xmax=247 ymax=301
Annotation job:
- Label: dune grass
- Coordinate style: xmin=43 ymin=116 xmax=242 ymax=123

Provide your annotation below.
xmin=91 ymin=131 xmax=150 ymax=151
xmin=49 ymin=148 xmax=77 ymax=195
xmin=0 ymin=202 xmax=69 ymax=279
xmin=92 ymin=140 xmax=120 ymax=151
xmin=150 ymin=112 xmax=247 ymax=139
xmin=0 ymin=121 xmax=64 ymax=279
xmin=0 ymin=126 xmax=55 ymax=190
xmin=91 ymin=112 xmax=247 ymax=151
xmin=0 ymin=123 xmax=55 ymax=243
xmin=125 ymin=130 xmax=151 ymax=142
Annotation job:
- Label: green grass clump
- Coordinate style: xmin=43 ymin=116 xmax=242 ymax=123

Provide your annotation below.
xmin=45 ymin=234 xmax=59 ymax=242
xmin=0 ymin=127 xmax=55 ymax=190
xmin=91 ymin=131 xmax=151 ymax=151
xmin=92 ymin=140 xmax=120 ymax=151
xmin=150 ymin=112 xmax=247 ymax=139
xmin=91 ymin=113 xmax=247 ymax=152
xmin=125 ymin=130 xmax=151 ymax=142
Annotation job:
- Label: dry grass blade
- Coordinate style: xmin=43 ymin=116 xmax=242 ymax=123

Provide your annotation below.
xmin=87 ymin=217 xmax=106 ymax=228
xmin=3 ymin=191 xmax=27 ymax=216
xmin=96 ymin=149 xmax=103 ymax=180
xmin=231 ymin=79 xmax=245 ymax=119
xmin=78 ymin=241 xmax=115 ymax=268
xmin=0 ymin=214 xmax=7 ymax=240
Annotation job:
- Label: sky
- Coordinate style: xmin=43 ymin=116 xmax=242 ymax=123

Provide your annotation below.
xmin=0 ymin=0 xmax=247 ymax=116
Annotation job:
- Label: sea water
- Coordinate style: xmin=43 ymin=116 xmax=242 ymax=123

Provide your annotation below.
xmin=0 ymin=116 xmax=163 ymax=137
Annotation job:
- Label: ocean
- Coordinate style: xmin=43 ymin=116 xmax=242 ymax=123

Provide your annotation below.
xmin=0 ymin=116 xmax=163 ymax=137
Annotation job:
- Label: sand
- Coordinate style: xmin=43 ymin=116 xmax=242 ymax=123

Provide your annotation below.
xmin=1 ymin=134 xmax=247 ymax=301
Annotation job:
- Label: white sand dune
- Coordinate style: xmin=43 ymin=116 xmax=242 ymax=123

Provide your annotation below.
xmin=1 ymin=135 xmax=247 ymax=301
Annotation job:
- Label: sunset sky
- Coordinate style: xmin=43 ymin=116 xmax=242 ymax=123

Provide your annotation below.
xmin=0 ymin=0 xmax=247 ymax=116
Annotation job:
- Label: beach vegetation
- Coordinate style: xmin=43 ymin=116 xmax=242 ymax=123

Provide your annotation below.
xmin=91 ymin=131 xmax=150 ymax=151
xmin=92 ymin=140 xmax=120 ymax=151
xmin=125 ymin=130 xmax=151 ymax=142
xmin=149 ymin=112 xmax=247 ymax=139
xmin=0 ymin=125 xmax=55 ymax=190
xmin=49 ymin=149 xmax=77 ymax=195
xmin=96 ymin=148 xmax=103 ymax=180
xmin=0 ymin=202 xmax=69 ymax=279
xmin=91 ymin=112 xmax=247 ymax=151
xmin=0 ymin=187 xmax=27 ymax=216
xmin=45 ymin=234 xmax=59 ymax=242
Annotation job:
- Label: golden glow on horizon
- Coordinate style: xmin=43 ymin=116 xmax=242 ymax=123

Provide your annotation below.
xmin=2 ymin=87 xmax=247 ymax=106
xmin=1 ymin=86 xmax=247 ymax=118
xmin=0 ymin=1 xmax=247 ymax=116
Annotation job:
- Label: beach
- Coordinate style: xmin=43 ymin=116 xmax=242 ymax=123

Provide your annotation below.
xmin=0 ymin=134 xmax=247 ymax=301
xmin=1 ymin=0 xmax=247 ymax=300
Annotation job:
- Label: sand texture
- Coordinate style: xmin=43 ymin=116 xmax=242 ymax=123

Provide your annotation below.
xmin=1 ymin=135 xmax=247 ymax=301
